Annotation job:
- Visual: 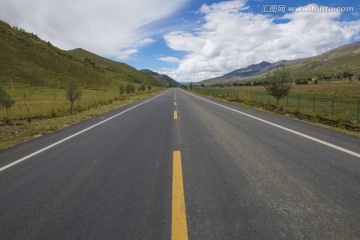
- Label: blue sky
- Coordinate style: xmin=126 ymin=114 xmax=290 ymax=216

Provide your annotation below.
xmin=126 ymin=0 xmax=360 ymax=79
xmin=1 ymin=0 xmax=360 ymax=82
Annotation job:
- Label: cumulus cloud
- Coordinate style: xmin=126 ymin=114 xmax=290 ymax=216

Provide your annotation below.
xmin=0 ymin=0 xmax=187 ymax=59
xmin=158 ymin=56 xmax=181 ymax=63
xmin=163 ymin=0 xmax=360 ymax=82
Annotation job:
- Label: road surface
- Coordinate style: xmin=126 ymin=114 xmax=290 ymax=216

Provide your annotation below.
xmin=1 ymin=89 xmax=359 ymax=239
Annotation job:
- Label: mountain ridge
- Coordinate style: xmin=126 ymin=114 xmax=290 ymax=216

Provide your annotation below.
xmin=200 ymin=41 xmax=360 ymax=85
xmin=221 ymin=61 xmax=272 ymax=79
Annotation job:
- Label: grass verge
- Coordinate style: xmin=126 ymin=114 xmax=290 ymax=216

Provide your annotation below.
xmin=0 ymin=90 xmax=164 ymax=150
xmin=191 ymin=90 xmax=360 ymax=138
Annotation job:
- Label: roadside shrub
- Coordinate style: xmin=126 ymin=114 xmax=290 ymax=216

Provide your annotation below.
xmin=336 ymin=114 xmax=346 ymax=128
xmin=293 ymin=108 xmax=301 ymax=114
xmin=51 ymin=108 xmax=57 ymax=118
xmin=311 ymin=111 xmax=323 ymax=123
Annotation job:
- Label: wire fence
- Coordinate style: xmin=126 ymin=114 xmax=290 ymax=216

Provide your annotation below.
xmin=193 ymin=87 xmax=360 ymax=123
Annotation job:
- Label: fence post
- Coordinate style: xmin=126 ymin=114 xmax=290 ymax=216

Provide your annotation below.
xmin=331 ymin=94 xmax=335 ymax=115
xmin=298 ymin=93 xmax=301 ymax=109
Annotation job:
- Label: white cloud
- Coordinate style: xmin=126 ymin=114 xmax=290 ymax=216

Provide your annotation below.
xmin=163 ymin=1 xmax=360 ymax=82
xmin=117 ymin=49 xmax=138 ymax=59
xmin=135 ymin=38 xmax=156 ymax=47
xmin=158 ymin=56 xmax=181 ymax=63
xmin=0 ymin=0 xmax=187 ymax=59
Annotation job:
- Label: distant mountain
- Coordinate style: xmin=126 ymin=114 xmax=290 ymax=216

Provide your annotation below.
xmin=0 ymin=19 xmax=160 ymax=89
xmin=200 ymin=61 xmax=274 ymax=84
xmin=222 ymin=61 xmax=272 ymax=79
xmin=200 ymin=41 xmax=360 ymax=85
xmin=141 ymin=69 xmax=181 ymax=87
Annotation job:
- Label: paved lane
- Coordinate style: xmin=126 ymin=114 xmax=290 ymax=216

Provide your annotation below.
xmin=0 ymin=91 xmax=174 ymax=239
xmin=1 ymin=88 xmax=359 ymax=239
xmin=175 ymin=89 xmax=360 ymax=239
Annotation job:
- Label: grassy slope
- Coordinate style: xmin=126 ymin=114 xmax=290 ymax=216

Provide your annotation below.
xmin=0 ymin=19 xmax=160 ymax=89
xmin=140 ymin=69 xmax=181 ymax=87
xmin=0 ymin=20 xmax=108 ymax=88
xmin=288 ymin=42 xmax=360 ymax=79
xmin=69 ymin=49 xmax=160 ymax=86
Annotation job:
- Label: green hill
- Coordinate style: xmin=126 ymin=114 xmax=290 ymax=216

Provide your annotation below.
xmin=69 ymin=48 xmax=160 ymax=86
xmin=0 ymin=19 xmax=160 ymax=89
xmin=140 ymin=69 xmax=181 ymax=87
xmin=287 ymin=42 xmax=360 ymax=80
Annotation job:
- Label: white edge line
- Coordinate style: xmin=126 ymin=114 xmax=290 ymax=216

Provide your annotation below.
xmin=182 ymin=89 xmax=360 ymax=158
xmin=0 ymin=91 xmax=167 ymax=172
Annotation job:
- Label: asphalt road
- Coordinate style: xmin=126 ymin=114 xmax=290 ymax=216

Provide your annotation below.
xmin=1 ymin=89 xmax=359 ymax=239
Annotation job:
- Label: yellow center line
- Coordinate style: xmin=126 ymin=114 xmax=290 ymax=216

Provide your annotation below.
xmin=174 ymin=111 xmax=178 ymax=120
xmin=172 ymin=151 xmax=188 ymax=240
xmin=174 ymin=102 xmax=177 ymax=106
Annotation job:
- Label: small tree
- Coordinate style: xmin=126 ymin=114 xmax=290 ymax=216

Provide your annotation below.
xmin=119 ymin=84 xmax=125 ymax=95
xmin=0 ymin=83 xmax=15 ymax=122
xmin=3 ymin=98 xmax=15 ymax=122
xmin=65 ymin=82 xmax=82 ymax=113
xmin=342 ymin=71 xmax=353 ymax=81
xmin=140 ymin=83 xmax=146 ymax=92
xmin=264 ymin=67 xmax=293 ymax=106
xmin=126 ymin=83 xmax=135 ymax=94
xmin=147 ymin=85 xmax=152 ymax=91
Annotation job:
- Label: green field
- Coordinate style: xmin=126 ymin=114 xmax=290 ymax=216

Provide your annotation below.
xmin=194 ymin=81 xmax=360 ymax=130
xmin=2 ymin=82 xmax=157 ymax=120
xmin=0 ymin=85 xmax=163 ymax=150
